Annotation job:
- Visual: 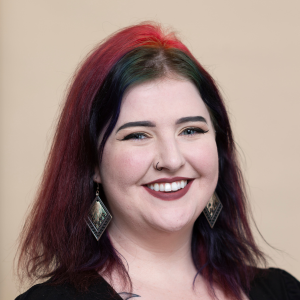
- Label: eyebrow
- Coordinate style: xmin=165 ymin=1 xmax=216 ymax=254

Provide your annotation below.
xmin=176 ymin=116 xmax=207 ymax=124
xmin=116 ymin=116 xmax=207 ymax=133
xmin=116 ymin=121 xmax=156 ymax=133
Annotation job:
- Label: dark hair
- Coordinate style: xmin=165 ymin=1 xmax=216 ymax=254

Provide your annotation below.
xmin=17 ymin=23 xmax=265 ymax=300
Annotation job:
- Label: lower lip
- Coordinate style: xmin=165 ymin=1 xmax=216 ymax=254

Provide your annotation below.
xmin=143 ymin=180 xmax=194 ymax=201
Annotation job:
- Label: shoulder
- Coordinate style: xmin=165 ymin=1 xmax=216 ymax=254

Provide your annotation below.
xmin=15 ymin=283 xmax=72 ymax=300
xmin=15 ymin=277 xmax=122 ymax=300
xmin=249 ymin=268 xmax=300 ymax=300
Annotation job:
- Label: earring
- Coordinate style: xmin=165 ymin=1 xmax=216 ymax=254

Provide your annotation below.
xmin=86 ymin=184 xmax=112 ymax=241
xmin=203 ymin=193 xmax=223 ymax=228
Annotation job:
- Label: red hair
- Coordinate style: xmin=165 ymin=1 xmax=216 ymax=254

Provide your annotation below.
xmin=17 ymin=23 xmax=265 ymax=300
xmin=17 ymin=22 xmax=192 ymax=286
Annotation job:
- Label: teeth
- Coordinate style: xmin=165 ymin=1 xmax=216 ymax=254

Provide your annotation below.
xmin=147 ymin=180 xmax=187 ymax=192
xmin=171 ymin=182 xmax=178 ymax=191
xmin=165 ymin=183 xmax=171 ymax=191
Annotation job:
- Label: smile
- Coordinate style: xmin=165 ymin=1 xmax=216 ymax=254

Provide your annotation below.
xmin=147 ymin=180 xmax=187 ymax=192
xmin=144 ymin=177 xmax=194 ymax=201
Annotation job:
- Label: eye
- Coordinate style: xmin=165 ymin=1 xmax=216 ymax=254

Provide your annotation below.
xmin=121 ymin=132 xmax=149 ymax=141
xmin=180 ymin=127 xmax=208 ymax=136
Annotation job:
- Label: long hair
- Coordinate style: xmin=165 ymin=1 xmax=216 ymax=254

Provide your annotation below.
xmin=17 ymin=22 xmax=265 ymax=299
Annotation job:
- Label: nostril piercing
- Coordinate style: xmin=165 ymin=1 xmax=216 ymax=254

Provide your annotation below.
xmin=155 ymin=162 xmax=163 ymax=171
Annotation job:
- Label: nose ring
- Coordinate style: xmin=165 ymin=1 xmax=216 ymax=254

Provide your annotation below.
xmin=155 ymin=162 xmax=163 ymax=171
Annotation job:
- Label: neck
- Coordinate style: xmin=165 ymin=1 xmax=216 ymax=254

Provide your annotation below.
xmin=107 ymin=220 xmax=196 ymax=283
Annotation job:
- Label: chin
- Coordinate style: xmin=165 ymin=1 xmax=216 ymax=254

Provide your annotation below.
xmin=148 ymin=211 xmax=196 ymax=233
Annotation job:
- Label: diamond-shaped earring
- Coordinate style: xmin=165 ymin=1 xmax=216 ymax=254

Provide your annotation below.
xmin=203 ymin=193 xmax=223 ymax=228
xmin=86 ymin=184 xmax=112 ymax=241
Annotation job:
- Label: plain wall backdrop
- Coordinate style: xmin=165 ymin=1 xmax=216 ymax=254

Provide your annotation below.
xmin=1 ymin=1 xmax=299 ymax=298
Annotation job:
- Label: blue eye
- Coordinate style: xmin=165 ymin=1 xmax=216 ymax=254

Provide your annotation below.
xmin=122 ymin=132 xmax=148 ymax=140
xmin=180 ymin=127 xmax=208 ymax=136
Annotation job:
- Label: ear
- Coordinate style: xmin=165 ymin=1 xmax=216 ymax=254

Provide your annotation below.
xmin=93 ymin=167 xmax=102 ymax=183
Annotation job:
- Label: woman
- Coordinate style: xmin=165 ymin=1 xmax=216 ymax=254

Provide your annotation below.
xmin=16 ymin=23 xmax=300 ymax=300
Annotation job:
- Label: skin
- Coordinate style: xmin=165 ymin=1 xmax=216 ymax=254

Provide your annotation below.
xmin=94 ymin=78 xmax=246 ymax=299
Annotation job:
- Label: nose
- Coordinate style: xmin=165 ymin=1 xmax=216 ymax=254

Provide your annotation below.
xmin=155 ymin=137 xmax=185 ymax=172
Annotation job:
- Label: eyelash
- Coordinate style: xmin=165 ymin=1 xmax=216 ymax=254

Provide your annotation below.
xmin=180 ymin=127 xmax=209 ymax=136
xmin=121 ymin=127 xmax=208 ymax=141
xmin=121 ymin=132 xmax=149 ymax=141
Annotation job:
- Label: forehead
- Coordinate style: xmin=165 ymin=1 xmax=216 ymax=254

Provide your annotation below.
xmin=118 ymin=78 xmax=211 ymax=125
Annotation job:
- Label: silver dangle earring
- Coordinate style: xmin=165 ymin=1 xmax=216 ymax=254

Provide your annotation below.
xmin=86 ymin=183 xmax=112 ymax=241
xmin=203 ymin=193 xmax=223 ymax=228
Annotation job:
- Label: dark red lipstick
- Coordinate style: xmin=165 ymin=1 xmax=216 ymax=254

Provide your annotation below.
xmin=145 ymin=177 xmax=193 ymax=185
xmin=143 ymin=178 xmax=194 ymax=201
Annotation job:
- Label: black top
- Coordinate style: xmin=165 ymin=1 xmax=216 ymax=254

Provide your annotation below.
xmin=15 ymin=268 xmax=300 ymax=300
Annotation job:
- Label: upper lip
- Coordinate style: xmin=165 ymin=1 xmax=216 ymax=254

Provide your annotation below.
xmin=144 ymin=177 xmax=194 ymax=185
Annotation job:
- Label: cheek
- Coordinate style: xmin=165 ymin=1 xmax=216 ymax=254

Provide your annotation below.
xmin=186 ymin=139 xmax=219 ymax=179
xmin=99 ymin=145 xmax=153 ymax=215
xmin=100 ymin=145 xmax=152 ymax=185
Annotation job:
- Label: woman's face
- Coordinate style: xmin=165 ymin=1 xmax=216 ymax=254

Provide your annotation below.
xmin=94 ymin=77 xmax=219 ymax=235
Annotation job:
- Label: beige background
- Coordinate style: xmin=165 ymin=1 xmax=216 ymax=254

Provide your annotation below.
xmin=1 ymin=1 xmax=300 ymax=298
